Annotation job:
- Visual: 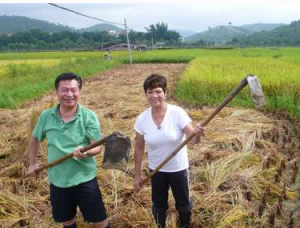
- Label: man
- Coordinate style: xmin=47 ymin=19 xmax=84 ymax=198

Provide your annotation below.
xmin=27 ymin=72 xmax=109 ymax=228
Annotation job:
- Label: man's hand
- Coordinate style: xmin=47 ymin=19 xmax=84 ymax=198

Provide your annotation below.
xmin=133 ymin=175 xmax=142 ymax=192
xmin=26 ymin=163 xmax=39 ymax=177
xmin=73 ymin=146 xmax=89 ymax=159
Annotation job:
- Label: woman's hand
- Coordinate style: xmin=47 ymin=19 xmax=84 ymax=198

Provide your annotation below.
xmin=184 ymin=123 xmax=206 ymax=144
xmin=194 ymin=123 xmax=205 ymax=137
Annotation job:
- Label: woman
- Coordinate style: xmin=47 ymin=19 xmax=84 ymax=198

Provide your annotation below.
xmin=133 ymin=74 xmax=205 ymax=228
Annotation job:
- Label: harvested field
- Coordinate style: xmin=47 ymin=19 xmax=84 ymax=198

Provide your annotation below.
xmin=0 ymin=64 xmax=300 ymax=228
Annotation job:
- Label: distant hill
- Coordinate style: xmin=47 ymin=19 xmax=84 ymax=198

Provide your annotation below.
xmin=232 ymin=19 xmax=300 ymax=46
xmin=80 ymin=23 xmax=123 ymax=33
xmin=0 ymin=15 xmax=74 ymax=34
xmin=239 ymin=23 xmax=285 ymax=33
xmin=186 ymin=25 xmax=247 ymax=44
xmin=185 ymin=23 xmax=285 ymax=44
xmin=174 ymin=29 xmax=197 ymax=38
xmin=0 ymin=16 xmax=124 ymax=35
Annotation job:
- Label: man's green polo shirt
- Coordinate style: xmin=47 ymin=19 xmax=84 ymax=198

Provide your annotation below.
xmin=33 ymin=104 xmax=101 ymax=188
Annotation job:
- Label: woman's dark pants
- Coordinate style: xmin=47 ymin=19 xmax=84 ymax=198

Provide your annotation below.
xmin=151 ymin=169 xmax=192 ymax=228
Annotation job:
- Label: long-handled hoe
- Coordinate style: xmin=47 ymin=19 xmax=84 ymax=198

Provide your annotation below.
xmin=24 ymin=131 xmax=131 ymax=178
xmin=139 ymin=74 xmax=266 ymax=187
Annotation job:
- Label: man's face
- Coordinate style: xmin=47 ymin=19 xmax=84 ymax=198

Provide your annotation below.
xmin=56 ymin=79 xmax=80 ymax=109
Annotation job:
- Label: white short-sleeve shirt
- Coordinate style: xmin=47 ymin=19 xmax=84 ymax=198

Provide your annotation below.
xmin=134 ymin=103 xmax=192 ymax=172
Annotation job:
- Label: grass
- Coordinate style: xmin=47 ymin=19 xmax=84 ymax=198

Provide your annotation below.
xmin=175 ymin=56 xmax=300 ymax=119
xmin=1 ymin=48 xmax=300 ymax=121
xmin=0 ymin=50 xmax=133 ymax=108
xmin=0 ymin=53 xmax=123 ymax=108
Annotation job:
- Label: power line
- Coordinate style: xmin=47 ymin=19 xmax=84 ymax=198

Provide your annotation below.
xmin=48 ymin=3 xmax=133 ymax=65
xmin=48 ymin=3 xmax=124 ymax=26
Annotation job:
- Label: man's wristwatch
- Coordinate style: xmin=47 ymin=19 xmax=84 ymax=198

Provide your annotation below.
xmin=83 ymin=151 xmax=91 ymax=157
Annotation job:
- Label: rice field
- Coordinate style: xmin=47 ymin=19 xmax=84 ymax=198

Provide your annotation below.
xmin=1 ymin=47 xmax=299 ymax=118
xmin=0 ymin=48 xmax=300 ymax=118
xmin=0 ymin=59 xmax=61 ymax=78
xmin=124 ymin=47 xmax=300 ymax=120
xmin=0 ymin=51 xmax=127 ymax=108
xmin=0 ymin=48 xmax=300 ymax=227
xmin=176 ymin=56 xmax=300 ymax=119
xmin=1 ymin=63 xmax=300 ymax=228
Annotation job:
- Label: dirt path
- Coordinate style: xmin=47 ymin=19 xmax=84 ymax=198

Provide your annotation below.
xmin=1 ymin=64 xmax=299 ymax=227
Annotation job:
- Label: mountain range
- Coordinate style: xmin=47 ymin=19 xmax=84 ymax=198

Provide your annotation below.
xmin=233 ymin=20 xmax=300 ymax=46
xmin=0 ymin=15 xmax=123 ymax=34
xmin=185 ymin=23 xmax=285 ymax=44
xmin=1 ymin=15 xmax=299 ymax=46
xmin=174 ymin=29 xmax=197 ymax=38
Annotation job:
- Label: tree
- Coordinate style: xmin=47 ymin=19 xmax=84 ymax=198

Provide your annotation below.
xmin=145 ymin=22 xmax=180 ymax=43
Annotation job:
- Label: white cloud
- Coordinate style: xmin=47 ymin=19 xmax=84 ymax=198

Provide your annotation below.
xmin=0 ymin=2 xmax=299 ymax=32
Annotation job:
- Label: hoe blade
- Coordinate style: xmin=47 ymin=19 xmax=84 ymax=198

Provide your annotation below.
xmin=247 ymin=75 xmax=266 ymax=108
xmin=102 ymin=131 xmax=131 ymax=172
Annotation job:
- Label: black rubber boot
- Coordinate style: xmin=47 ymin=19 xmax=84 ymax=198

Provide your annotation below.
xmin=63 ymin=222 xmax=77 ymax=228
xmin=179 ymin=212 xmax=191 ymax=228
xmin=152 ymin=208 xmax=167 ymax=228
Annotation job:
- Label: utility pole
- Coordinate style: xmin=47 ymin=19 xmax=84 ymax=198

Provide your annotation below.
xmin=124 ymin=19 xmax=132 ymax=65
xmin=152 ymin=37 xmax=154 ymax=50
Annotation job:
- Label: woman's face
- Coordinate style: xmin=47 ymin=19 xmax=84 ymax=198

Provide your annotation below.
xmin=146 ymin=87 xmax=166 ymax=108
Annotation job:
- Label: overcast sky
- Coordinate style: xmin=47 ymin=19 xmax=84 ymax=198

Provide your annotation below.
xmin=1 ymin=1 xmax=300 ymax=32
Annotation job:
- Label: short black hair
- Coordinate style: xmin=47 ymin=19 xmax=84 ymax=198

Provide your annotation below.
xmin=55 ymin=72 xmax=82 ymax=90
xmin=143 ymin=74 xmax=167 ymax=93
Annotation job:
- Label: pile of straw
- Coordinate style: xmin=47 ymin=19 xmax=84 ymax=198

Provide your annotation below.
xmin=1 ymin=64 xmax=299 ymax=227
